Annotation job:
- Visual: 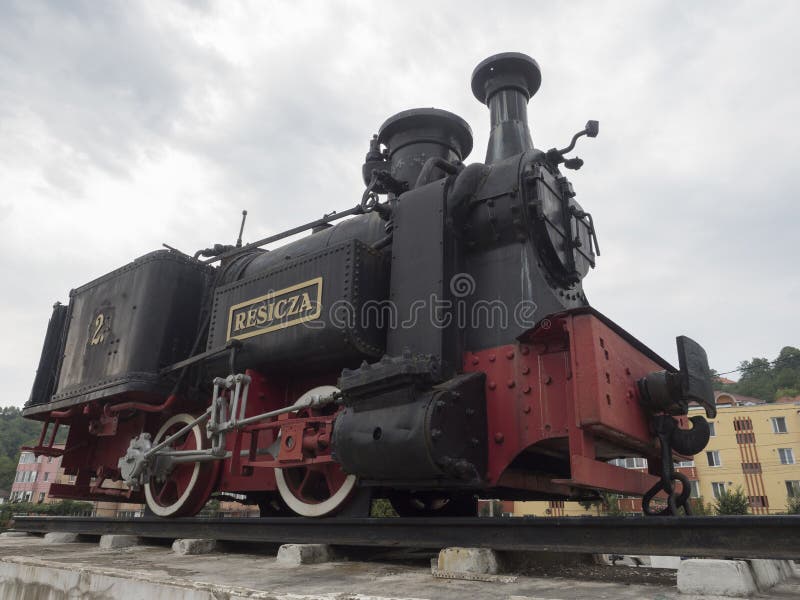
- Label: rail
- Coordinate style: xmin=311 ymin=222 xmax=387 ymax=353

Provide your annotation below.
xmin=10 ymin=515 xmax=800 ymax=559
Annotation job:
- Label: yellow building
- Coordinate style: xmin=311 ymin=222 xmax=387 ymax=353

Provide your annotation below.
xmin=514 ymin=393 xmax=800 ymax=517
xmin=694 ymin=393 xmax=800 ymax=515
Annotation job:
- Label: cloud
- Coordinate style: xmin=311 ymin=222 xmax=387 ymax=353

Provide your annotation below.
xmin=1 ymin=0 xmax=798 ymax=408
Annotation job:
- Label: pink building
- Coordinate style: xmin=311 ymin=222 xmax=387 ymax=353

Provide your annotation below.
xmin=9 ymin=446 xmax=64 ymax=503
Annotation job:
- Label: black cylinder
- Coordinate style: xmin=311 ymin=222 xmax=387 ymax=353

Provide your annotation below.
xmin=471 ymin=52 xmax=541 ymax=164
xmin=377 ymin=108 xmax=472 ymax=190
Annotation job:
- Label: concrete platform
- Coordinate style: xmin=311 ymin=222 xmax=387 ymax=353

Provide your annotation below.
xmin=0 ymin=534 xmax=797 ymax=599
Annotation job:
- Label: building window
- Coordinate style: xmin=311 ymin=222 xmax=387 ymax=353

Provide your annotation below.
xmin=689 ymin=480 xmax=700 ymax=498
xmin=772 ymin=417 xmax=788 ymax=434
xmin=674 ymin=460 xmax=695 ymax=468
xmin=43 ymin=472 xmax=49 ymax=482
xmin=609 ymin=457 xmax=648 ymax=469
xmin=712 ymin=482 xmax=727 ymax=499
xmin=748 ymin=496 xmax=768 ymax=508
xmin=707 ymin=450 xmax=721 ymax=467
xmin=708 ymin=422 xmax=716 ymax=437
xmin=786 ymin=481 xmax=800 ymax=497
xmin=734 ymin=418 xmax=753 ymax=431
xmin=742 ymin=462 xmax=762 ymax=474
xmin=31 ymin=472 xmax=37 ymax=483
xmin=736 ymin=433 xmax=756 ymax=444
xmin=778 ymin=448 xmax=795 ymax=465
xmin=37 ymin=492 xmax=45 ymax=504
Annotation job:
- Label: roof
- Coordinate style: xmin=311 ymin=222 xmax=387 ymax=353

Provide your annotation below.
xmin=775 ymin=395 xmax=800 ymax=404
xmin=713 ymin=391 xmax=766 ymax=405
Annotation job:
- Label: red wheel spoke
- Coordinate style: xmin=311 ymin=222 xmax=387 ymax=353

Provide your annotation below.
xmin=274 ymin=387 xmax=356 ymax=516
xmin=157 ymin=479 xmax=176 ymax=504
xmin=323 ymin=467 xmax=342 ymax=494
xmin=296 ymin=469 xmax=313 ymax=498
xmin=145 ymin=413 xmax=219 ymax=518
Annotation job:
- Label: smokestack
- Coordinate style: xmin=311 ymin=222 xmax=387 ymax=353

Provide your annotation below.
xmin=377 ymin=108 xmax=473 ymax=190
xmin=471 ymin=52 xmax=542 ymax=164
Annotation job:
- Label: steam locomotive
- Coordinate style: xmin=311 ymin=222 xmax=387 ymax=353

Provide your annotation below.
xmin=23 ymin=52 xmax=716 ymax=518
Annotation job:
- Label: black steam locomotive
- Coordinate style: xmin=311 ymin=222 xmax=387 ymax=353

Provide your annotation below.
xmin=23 ymin=52 xmax=715 ymax=518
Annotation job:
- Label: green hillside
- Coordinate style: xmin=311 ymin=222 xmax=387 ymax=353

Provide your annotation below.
xmin=0 ymin=407 xmax=42 ymax=492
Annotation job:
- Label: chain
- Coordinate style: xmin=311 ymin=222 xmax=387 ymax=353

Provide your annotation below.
xmin=642 ymin=415 xmax=693 ymax=516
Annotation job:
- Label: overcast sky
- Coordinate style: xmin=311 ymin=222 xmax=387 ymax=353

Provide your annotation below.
xmin=1 ymin=1 xmax=798 ymax=408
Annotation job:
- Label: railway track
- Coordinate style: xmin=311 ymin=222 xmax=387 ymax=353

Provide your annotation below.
xmin=11 ymin=515 xmax=800 ymax=559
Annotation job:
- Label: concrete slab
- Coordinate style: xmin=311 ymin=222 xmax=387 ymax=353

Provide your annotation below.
xmin=0 ymin=531 xmax=30 ymax=538
xmin=172 ymin=538 xmax=216 ymax=556
xmin=99 ymin=534 xmax=141 ymax=549
xmin=677 ymin=559 xmax=757 ymax=597
xmin=276 ymin=543 xmax=332 ymax=565
xmin=1 ymin=534 xmax=799 ymax=600
xmin=43 ymin=532 xmax=79 ymax=544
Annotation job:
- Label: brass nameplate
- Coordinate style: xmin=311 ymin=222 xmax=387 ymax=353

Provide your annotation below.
xmin=226 ymin=277 xmax=322 ymax=341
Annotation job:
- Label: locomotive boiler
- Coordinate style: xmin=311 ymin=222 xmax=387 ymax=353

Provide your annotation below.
xmin=23 ymin=52 xmax=716 ymax=518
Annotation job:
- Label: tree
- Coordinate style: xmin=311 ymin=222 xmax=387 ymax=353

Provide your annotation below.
xmin=689 ymin=497 xmax=713 ymax=515
xmin=718 ymin=347 xmax=800 ymax=402
xmin=787 ymin=496 xmax=800 ymax=515
xmin=578 ymin=492 xmax=625 ymax=516
xmin=0 ymin=407 xmax=42 ymax=491
xmin=1 ymin=499 xmax=93 ymax=528
xmin=370 ymin=498 xmax=398 ymax=518
xmin=714 ymin=487 xmax=749 ymax=515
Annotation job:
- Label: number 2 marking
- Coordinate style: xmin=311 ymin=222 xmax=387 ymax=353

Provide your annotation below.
xmin=90 ymin=313 xmax=105 ymax=345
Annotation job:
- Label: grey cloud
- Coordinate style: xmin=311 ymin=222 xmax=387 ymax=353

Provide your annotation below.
xmin=1 ymin=0 xmax=798 ymax=406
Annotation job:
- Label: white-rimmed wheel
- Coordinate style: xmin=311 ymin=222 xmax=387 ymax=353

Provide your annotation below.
xmin=274 ymin=386 xmax=357 ymax=517
xmin=144 ymin=413 xmax=219 ymax=518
